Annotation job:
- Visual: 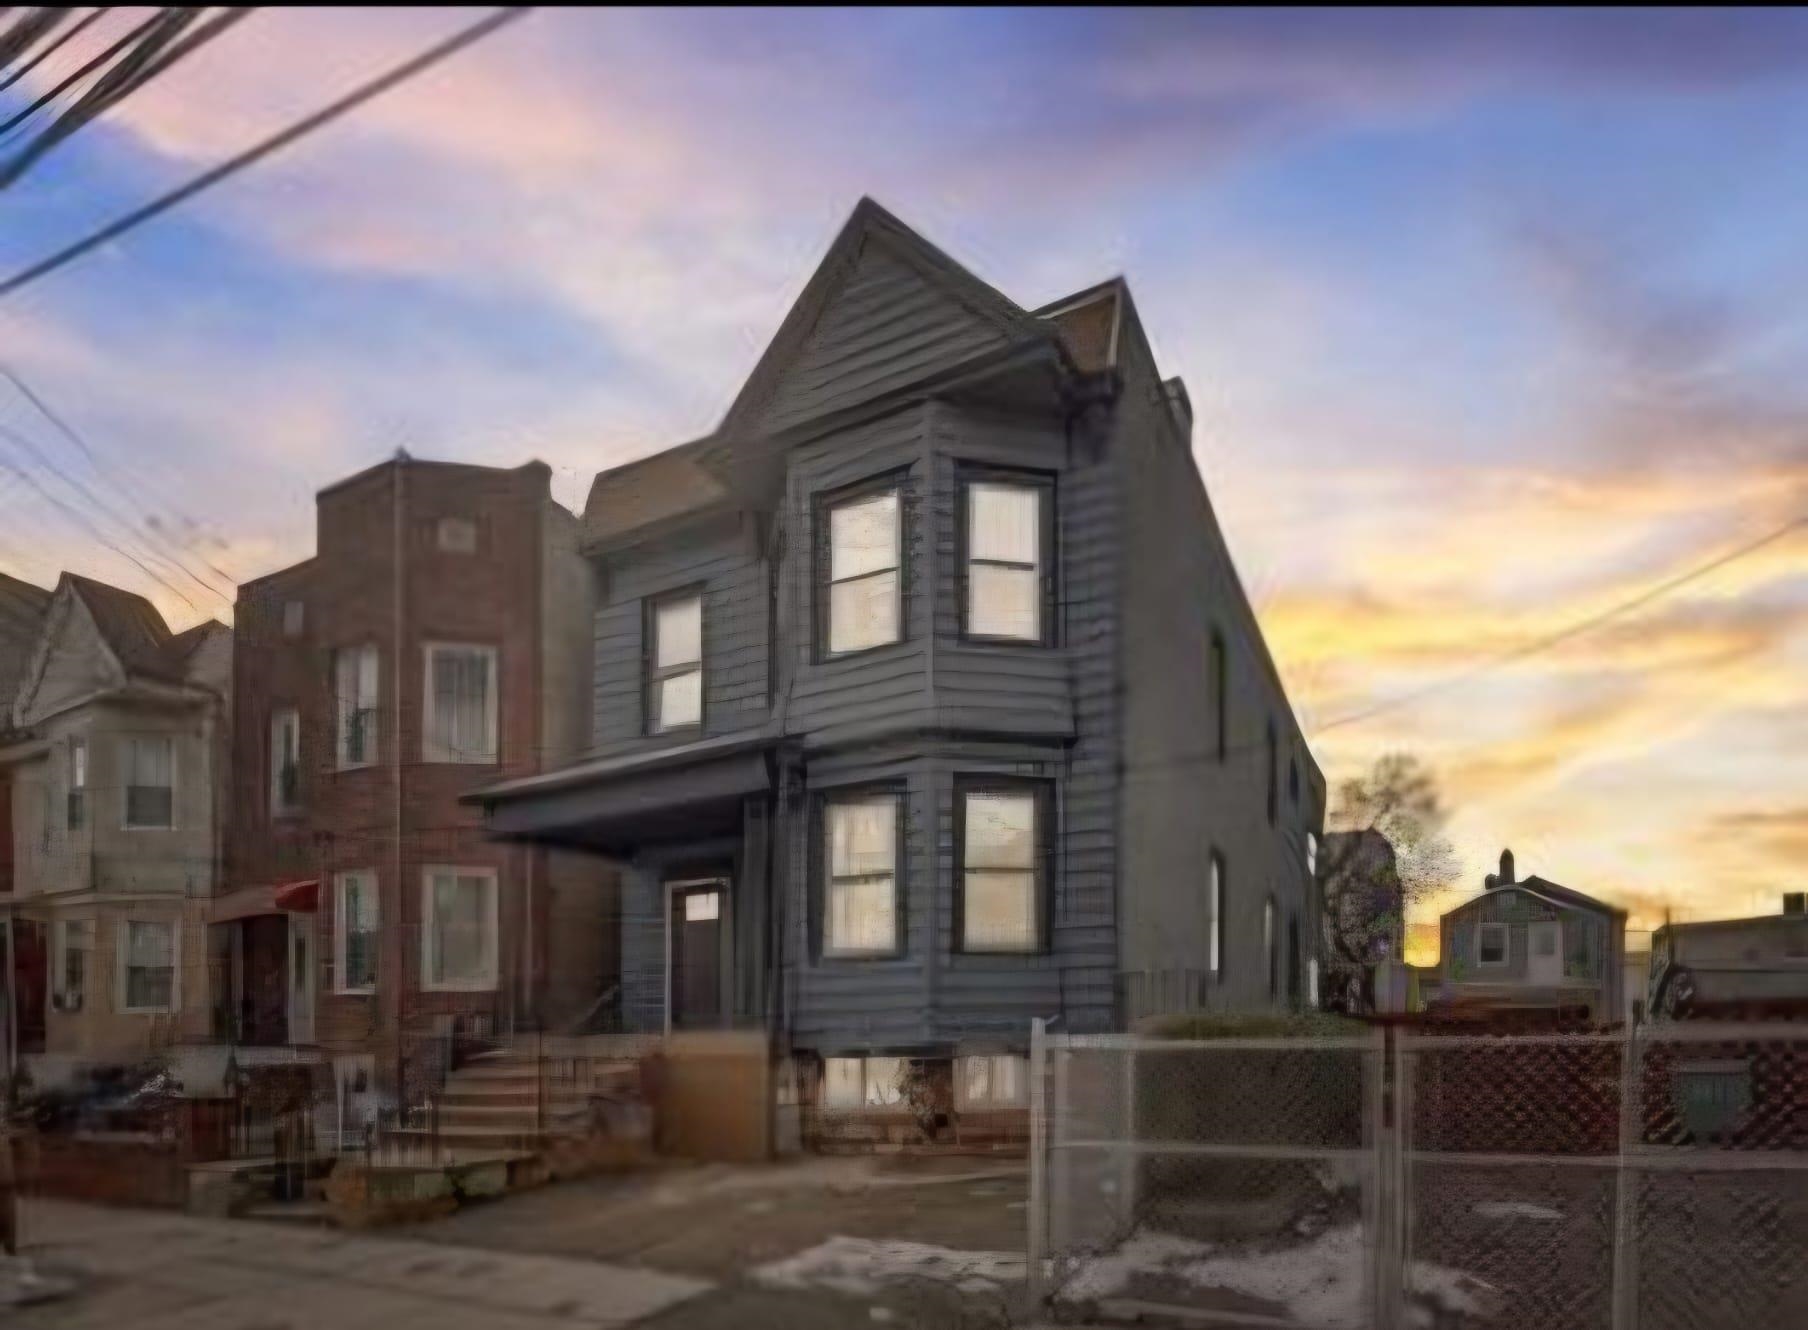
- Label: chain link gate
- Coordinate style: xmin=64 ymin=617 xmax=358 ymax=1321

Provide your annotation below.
xmin=1032 ymin=1020 xmax=1808 ymax=1328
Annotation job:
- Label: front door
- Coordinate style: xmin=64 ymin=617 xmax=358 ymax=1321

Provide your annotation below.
xmin=1528 ymin=920 xmax=1564 ymax=985
xmin=669 ymin=880 xmax=725 ymax=1030
xmin=287 ymin=913 xmax=315 ymax=1045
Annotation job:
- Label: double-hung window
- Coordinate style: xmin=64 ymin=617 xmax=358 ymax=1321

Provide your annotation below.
xmin=124 ymin=736 xmax=174 ymax=829
xmin=962 ymin=475 xmax=1050 ymax=643
xmin=423 ymin=643 xmax=498 ymax=762
xmin=335 ymin=871 xmax=379 ymax=993
xmin=956 ymin=781 xmax=1048 ymax=954
xmin=270 ymin=708 xmax=300 ymax=816
xmin=119 ymin=919 xmax=177 ymax=1012
xmin=648 ymin=592 xmax=703 ymax=732
xmin=1478 ymin=922 xmax=1508 ymax=966
xmin=823 ymin=484 xmax=901 ymax=656
xmin=66 ymin=737 xmax=86 ymax=831
xmin=422 ymin=867 xmax=498 ymax=991
xmin=822 ymin=792 xmax=900 ymax=957
xmin=335 ymin=644 xmax=380 ymax=769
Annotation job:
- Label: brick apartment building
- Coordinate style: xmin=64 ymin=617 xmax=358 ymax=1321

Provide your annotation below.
xmin=218 ymin=454 xmax=614 ymax=1123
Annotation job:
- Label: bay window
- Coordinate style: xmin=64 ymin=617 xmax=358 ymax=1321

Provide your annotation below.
xmin=335 ymin=870 xmax=378 ymax=993
xmin=822 ymin=792 xmax=900 ymax=957
xmin=335 ymin=643 xmax=379 ymax=769
xmin=823 ymin=483 xmax=901 ymax=656
xmin=962 ymin=475 xmax=1049 ymax=643
xmin=124 ymin=735 xmax=173 ymax=829
xmin=956 ymin=781 xmax=1048 ymax=953
xmin=119 ymin=919 xmax=176 ymax=1012
xmin=423 ymin=643 xmax=498 ymax=762
xmin=421 ymin=867 xmax=498 ymax=990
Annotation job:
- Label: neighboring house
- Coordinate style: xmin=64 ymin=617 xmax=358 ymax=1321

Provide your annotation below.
xmin=1315 ymin=828 xmax=1404 ymax=1013
xmin=0 ymin=571 xmax=52 ymax=1071
xmin=1428 ymin=849 xmax=1627 ymax=1027
xmin=220 ymin=455 xmax=611 ymax=1123
xmin=1648 ymin=894 xmax=1808 ymax=1019
xmin=0 ymin=573 xmax=229 ymax=1077
xmin=473 ymin=200 xmax=1323 ymax=1142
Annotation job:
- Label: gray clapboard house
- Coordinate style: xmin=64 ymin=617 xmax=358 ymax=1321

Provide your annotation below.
xmin=474 ymin=200 xmax=1323 ymax=1121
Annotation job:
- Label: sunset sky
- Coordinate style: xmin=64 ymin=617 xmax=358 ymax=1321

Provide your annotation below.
xmin=3 ymin=9 xmax=1805 ymax=956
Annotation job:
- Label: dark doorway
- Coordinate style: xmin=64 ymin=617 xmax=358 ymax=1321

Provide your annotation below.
xmin=239 ymin=915 xmax=289 ymax=1045
xmin=12 ymin=919 xmax=46 ymax=1055
xmin=669 ymin=880 xmax=725 ymax=1029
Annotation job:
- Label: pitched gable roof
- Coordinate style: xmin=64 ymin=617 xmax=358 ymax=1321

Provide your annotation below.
xmin=65 ymin=573 xmax=181 ymax=682
xmin=0 ymin=571 xmax=51 ymax=722
xmin=713 ymin=197 xmax=1051 ymax=446
xmin=582 ymin=436 xmax=729 ymax=551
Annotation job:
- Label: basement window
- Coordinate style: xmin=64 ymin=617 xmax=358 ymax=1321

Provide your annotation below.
xmin=821 ymin=1056 xmax=905 ymax=1110
xmin=957 ymin=1055 xmax=1026 ymax=1109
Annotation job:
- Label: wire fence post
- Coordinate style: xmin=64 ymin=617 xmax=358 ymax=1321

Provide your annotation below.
xmin=1611 ymin=1025 xmax=1640 ymax=1330
xmin=1027 ymin=1018 xmax=1048 ymax=1308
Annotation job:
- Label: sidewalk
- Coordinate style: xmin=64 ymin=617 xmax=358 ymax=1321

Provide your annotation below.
xmin=6 ymin=1198 xmax=711 ymax=1329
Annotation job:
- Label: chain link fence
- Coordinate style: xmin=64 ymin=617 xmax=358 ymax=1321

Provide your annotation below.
xmin=1032 ymin=1020 xmax=1808 ymax=1329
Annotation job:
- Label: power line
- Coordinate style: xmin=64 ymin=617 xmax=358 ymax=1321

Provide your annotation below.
xmin=1312 ymin=513 xmax=1808 ymax=737
xmin=0 ymin=360 xmax=240 ymax=591
xmin=0 ymin=6 xmax=533 ymax=302
xmin=0 ymin=8 xmax=106 ymax=95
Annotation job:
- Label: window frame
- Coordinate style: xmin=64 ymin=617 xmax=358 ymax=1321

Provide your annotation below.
xmin=334 ymin=642 xmax=381 ymax=771
xmin=820 ymin=1055 xmax=907 ymax=1113
xmin=956 ymin=466 xmax=1056 ymax=647
xmin=281 ymin=599 xmax=305 ymax=638
xmin=420 ymin=865 xmax=500 ymax=992
xmin=815 ymin=785 xmax=906 ymax=961
xmin=333 ymin=869 xmax=379 ymax=995
xmin=436 ymin=516 xmax=478 ymax=554
xmin=1477 ymin=921 xmax=1509 ymax=967
xmin=116 ymin=916 xmax=179 ymax=1014
xmin=269 ymin=706 xmax=301 ymax=817
xmin=122 ymin=734 xmax=175 ymax=831
xmin=66 ymin=735 xmax=86 ymax=831
xmin=421 ymin=641 xmax=500 ymax=764
xmin=644 ymin=587 xmax=705 ymax=736
xmin=953 ymin=776 xmax=1054 ymax=956
xmin=815 ymin=471 xmax=907 ymax=662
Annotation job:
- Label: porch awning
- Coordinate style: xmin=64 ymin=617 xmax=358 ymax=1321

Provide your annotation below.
xmin=467 ymin=730 xmax=787 ymax=856
xmin=209 ymin=879 xmax=318 ymax=923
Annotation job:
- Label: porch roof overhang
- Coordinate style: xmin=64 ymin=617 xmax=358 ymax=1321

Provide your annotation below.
xmin=210 ymin=879 xmax=318 ymax=923
xmin=466 ymin=730 xmax=791 ymax=856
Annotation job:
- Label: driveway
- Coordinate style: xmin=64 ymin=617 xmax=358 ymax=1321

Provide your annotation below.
xmin=7 ymin=1197 xmax=710 ymax=1330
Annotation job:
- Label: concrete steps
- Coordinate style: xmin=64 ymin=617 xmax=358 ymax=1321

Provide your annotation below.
xmin=379 ymin=1042 xmax=641 ymax=1154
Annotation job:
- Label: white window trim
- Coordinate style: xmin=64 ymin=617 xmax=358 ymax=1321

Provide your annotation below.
xmin=420 ymin=866 xmax=499 ymax=992
xmin=334 ymin=869 xmax=378 ymax=995
xmin=421 ymin=641 xmax=500 ymax=764
xmin=1477 ymin=921 xmax=1509 ymax=967
xmin=335 ymin=643 xmax=380 ymax=771
xmin=121 ymin=734 xmax=176 ymax=831
xmin=648 ymin=592 xmax=704 ymax=734
xmin=1208 ymin=853 xmax=1224 ymax=978
xmin=116 ymin=916 xmax=180 ymax=1015
xmin=270 ymin=707 xmax=301 ymax=818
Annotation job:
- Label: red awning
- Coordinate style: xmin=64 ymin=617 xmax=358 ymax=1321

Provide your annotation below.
xmin=272 ymin=879 xmax=320 ymax=912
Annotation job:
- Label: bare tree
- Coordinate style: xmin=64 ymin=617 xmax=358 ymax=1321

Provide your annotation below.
xmin=1317 ymin=754 xmax=1456 ymax=1014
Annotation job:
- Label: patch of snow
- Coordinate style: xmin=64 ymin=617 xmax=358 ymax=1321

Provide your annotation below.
xmin=753 ymin=1237 xmax=1026 ymax=1298
xmin=1061 ymin=1229 xmax=1215 ymax=1300
xmin=1060 ymin=1225 xmax=1499 ymax=1329
xmin=1473 ymin=1200 xmax=1565 ymax=1221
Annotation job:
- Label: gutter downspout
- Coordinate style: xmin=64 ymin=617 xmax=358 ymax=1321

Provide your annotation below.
xmin=392 ymin=454 xmax=408 ymax=1096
